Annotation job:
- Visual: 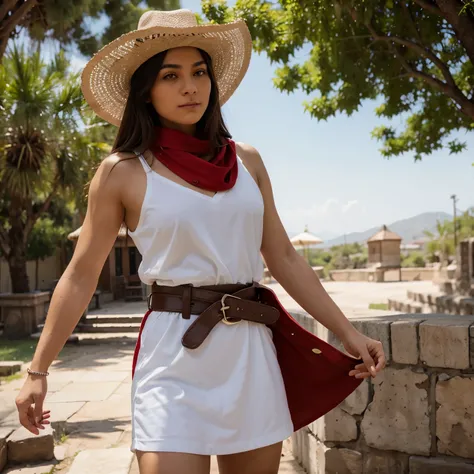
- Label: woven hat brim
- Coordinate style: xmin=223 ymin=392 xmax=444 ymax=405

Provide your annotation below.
xmin=81 ymin=20 xmax=252 ymax=127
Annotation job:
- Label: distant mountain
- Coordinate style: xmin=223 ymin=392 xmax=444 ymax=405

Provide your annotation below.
xmin=322 ymin=212 xmax=452 ymax=247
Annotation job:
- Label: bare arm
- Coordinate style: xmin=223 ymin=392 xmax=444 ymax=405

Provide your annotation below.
xmin=238 ymin=143 xmax=385 ymax=379
xmin=29 ymin=155 xmax=125 ymax=372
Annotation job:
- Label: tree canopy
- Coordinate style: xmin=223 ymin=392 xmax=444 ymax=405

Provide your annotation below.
xmin=0 ymin=0 xmax=180 ymax=61
xmin=203 ymin=0 xmax=474 ymax=160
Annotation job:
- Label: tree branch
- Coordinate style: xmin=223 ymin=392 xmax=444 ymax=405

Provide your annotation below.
xmin=24 ymin=180 xmax=60 ymax=244
xmin=0 ymin=0 xmax=38 ymax=41
xmin=365 ymin=21 xmax=474 ymax=119
xmin=412 ymin=0 xmax=442 ymax=15
xmin=435 ymin=0 xmax=474 ymax=66
xmin=0 ymin=0 xmax=19 ymax=24
xmin=0 ymin=227 xmax=10 ymax=258
xmin=365 ymin=21 xmax=456 ymax=88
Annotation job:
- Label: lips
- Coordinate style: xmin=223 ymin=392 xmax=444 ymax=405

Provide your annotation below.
xmin=179 ymin=102 xmax=200 ymax=108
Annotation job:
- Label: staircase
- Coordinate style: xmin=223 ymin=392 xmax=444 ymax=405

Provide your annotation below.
xmin=388 ymin=289 xmax=474 ymax=316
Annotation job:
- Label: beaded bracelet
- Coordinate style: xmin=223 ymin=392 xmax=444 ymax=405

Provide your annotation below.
xmin=27 ymin=368 xmax=49 ymax=377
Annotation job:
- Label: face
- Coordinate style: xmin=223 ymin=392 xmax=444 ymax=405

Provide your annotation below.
xmin=148 ymin=47 xmax=212 ymax=134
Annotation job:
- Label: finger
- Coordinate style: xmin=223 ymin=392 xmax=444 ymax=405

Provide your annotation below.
xmin=28 ymin=406 xmax=44 ymax=430
xmin=33 ymin=398 xmax=45 ymax=427
xmin=349 ymin=369 xmax=371 ymax=378
xmin=19 ymin=408 xmax=40 ymax=435
xmin=360 ymin=348 xmax=377 ymax=377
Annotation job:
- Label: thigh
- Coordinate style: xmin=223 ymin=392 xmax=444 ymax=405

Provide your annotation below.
xmin=217 ymin=442 xmax=283 ymax=474
xmin=136 ymin=451 xmax=210 ymax=474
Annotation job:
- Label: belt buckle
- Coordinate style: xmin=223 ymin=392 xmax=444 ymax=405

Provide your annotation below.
xmin=220 ymin=294 xmax=241 ymax=326
xmin=147 ymin=292 xmax=153 ymax=311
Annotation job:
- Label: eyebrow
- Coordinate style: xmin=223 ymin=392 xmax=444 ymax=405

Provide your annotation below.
xmin=160 ymin=60 xmax=206 ymax=70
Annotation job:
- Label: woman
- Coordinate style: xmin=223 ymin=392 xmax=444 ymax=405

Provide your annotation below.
xmin=15 ymin=9 xmax=386 ymax=474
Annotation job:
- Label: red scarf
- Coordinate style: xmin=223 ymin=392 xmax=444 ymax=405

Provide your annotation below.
xmin=150 ymin=127 xmax=238 ymax=192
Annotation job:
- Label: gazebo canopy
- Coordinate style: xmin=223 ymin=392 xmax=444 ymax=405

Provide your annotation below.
xmin=290 ymin=228 xmax=324 ymax=247
xmin=367 ymin=225 xmax=402 ymax=243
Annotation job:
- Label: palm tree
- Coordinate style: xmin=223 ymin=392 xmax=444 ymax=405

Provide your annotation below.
xmin=424 ymin=220 xmax=455 ymax=266
xmin=0 ymin=43 xmax=108 ymax=293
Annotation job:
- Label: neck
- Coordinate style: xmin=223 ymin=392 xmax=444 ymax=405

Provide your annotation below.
xmin=159 ymin=119 xmax=196 ymax=136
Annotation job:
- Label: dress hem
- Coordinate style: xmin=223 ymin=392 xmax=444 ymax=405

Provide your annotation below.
xmin=129 ymin=424 xmax=294 ymax=456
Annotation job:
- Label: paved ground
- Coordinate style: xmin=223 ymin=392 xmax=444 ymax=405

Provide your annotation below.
xmin=0 ymin=280 xmax=439 ymax=473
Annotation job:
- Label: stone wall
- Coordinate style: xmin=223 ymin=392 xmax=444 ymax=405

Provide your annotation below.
xmin=329 ymin=267 xmax=435 ymax=282
xmin=289 ymin=311 xmax=474 ymax=474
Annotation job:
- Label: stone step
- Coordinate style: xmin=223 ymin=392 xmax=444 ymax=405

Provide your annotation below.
xmin=0 ymin=362 xmax=24 ymax=377
xmin=36 ymin=322 xmax=141 ymax=334
xmin=6 ymin=425 xmax=55 ymax=465
xmin=67 ymin=447 xmax=133 ymax=474
xmin=31 ymin=331 xmax=138 ymax=343
xmin=75 ymin=323 xmax=141 ymax=333
xmin=405 ymin=290 xmax=474 ymax=315
xmin=83 ymin=314 xmax=143 ymax=325
xmin=388 ymin=299 xmax=424 ymax=314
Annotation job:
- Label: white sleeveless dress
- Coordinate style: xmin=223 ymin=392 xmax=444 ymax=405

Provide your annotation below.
xmin=128 ymin=153 xmax=293 ymax=455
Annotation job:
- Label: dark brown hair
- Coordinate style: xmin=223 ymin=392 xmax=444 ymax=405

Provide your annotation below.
xmin=112 ymin=48 xmax=231 ymax=157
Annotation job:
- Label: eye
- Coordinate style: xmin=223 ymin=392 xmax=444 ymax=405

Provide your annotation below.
xmin=163 ymin=73 xmax=177 ymax=80
xmin=195 ymin=69 xmax=207 ymax=77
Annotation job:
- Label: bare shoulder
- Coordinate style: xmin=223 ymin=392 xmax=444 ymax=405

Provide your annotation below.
xmin=91 ymin=151 xmax=140 ymax=191
xmin=235 ymin=142 xmax=266 ymax=185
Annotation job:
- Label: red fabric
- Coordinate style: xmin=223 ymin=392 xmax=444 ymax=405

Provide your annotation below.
xmin=150 ymin=127 xmax=238 ymax=192
xmin=131 ymin=287 xmax=363 ymax=432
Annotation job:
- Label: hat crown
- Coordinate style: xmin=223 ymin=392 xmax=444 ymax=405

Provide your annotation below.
xmin=137 ymin=9 xmax=198 ymax=30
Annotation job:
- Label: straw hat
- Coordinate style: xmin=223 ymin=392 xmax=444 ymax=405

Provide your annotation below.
xmin=81 ymin=9 xmax=252 ymax=126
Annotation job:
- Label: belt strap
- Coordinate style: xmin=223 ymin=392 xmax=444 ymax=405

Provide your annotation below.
xmin=149 ymin=282 xmax=280 ymax=349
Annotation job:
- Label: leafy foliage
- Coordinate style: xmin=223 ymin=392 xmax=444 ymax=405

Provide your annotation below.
xmin=203 ymin=0 xmax=474 ymax=160
xmin=0 ymin=44 xmax=108 ymax=292
xmin=0 ymin=0 xmax=180 ymax=61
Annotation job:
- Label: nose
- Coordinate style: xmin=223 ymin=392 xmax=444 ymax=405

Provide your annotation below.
xmin=181 ymin=77 xmax=197 ymax=97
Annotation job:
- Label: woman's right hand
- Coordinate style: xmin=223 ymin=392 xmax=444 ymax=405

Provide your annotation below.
xmin=15 ymin=375 xmax=51 ymax=435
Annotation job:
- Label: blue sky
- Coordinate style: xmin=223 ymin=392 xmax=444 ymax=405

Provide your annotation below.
xmin=69 ymin=1 xmax=474 ymax=238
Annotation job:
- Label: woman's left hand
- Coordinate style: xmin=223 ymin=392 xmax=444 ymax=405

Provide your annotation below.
xmin=342 ymin=330 xmax=386 ymax=379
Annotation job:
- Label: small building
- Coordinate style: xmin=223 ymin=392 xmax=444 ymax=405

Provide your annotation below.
xmin=67 ymin=223 xmax=144 ymax=301
xmin=367 ymin=225 xmax=402 ymax=281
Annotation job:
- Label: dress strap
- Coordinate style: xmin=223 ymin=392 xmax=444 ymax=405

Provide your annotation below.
xmin=134 ymin=151 xmax=152 ymax=173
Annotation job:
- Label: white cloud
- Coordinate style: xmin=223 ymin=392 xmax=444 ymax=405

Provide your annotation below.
xmin=279 ymin=198 xmax=364 ymax=234
xmin=342 ymin=200 xmax=359 ymax=213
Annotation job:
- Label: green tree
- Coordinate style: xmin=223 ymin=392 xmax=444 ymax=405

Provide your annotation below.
xmin=0 ymin=0 xmax=180 ymax=62
xmin=203 ymin=0 xmax=474 ymax=160
xmin=0 ymin=44 xmax=107 ymax=293
xmin=26 ymin=217 xmax=65 ymax=290
xmin=424 ymin=220 xmax=455 ymax=264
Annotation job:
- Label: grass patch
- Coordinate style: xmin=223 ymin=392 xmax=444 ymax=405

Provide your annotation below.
xmin=0 ymin=338 xmax=38 ymax=363
xmin=0 ymin=372 xmax=23 ymax=383
xmin=369 ymin=303 xmax=389 ymax=311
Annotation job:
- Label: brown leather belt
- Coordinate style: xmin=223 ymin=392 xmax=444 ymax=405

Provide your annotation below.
xmin=149 ymin=281 xmax=280 ymax=349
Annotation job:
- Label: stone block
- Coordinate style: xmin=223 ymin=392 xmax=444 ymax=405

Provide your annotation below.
xmin=470 ymin=324 xmax=474 ymax=368
xmin=436 ymin=375 xmax=474 ymax=458
xmin=306 ymin=433 xmax=318 ymax=474
xmin=363 ymin=451 xmax=408 ymax=473
xmin=7 ymin=424 xmax=54 ymax=463
xmin=340 ymin=379 xmax=370 ymax=416
xmin=361 ymin=368 xmax=430 ymax=455
xmin=0 ymin=427 xmax=13 ymax=472
xmin=0 ymin=361 xmax=24 ymax=377
xmin=325 ymin=448 xmax=363 ymax=474
xmin=391 ymin=320 xmax=420 ymax=365
xmin=409 ymin=456 xmax=474 ymax=473
xmin=67 ymin=448 xmax=134 ymax=474
xmin=419 ymin=319 xmax=471 ymax=369
xmin=316 ymin=406 xmax=357 ymax=442
xmin=350 ymin=319 xmax=392 ymax=363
